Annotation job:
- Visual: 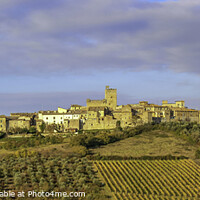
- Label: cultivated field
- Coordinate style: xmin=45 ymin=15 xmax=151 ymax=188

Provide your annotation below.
xmin=0 ymin=155 xmax=107 ymax=200
xmin=94 ymin=159 xmax=200 ymax=200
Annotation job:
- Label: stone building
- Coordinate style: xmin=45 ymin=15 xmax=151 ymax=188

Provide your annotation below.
xmin=86 ymin=86 xmax=117 ymax=110
xmin=83 ymin=86 xmax=119 ymax=130
xmin=64 ymin=119 xmax=80 ymax=132
xmin=37 ymin=109 xmax=87 ymax=132
xmin=130 ymin=101 xmax=171 ymax=123
xmin=113 ymin=105 xmax=136 ymax=128
xmin=141 ymin=111 xmax=153 ymax=124
xmin=86 ymin=99 xmax=107 ymax=108
xmin=144 ymin=104 xmax=170 ymax=123
xmin=70 ymin=104 xmax=85 ymax=110
xmin=8 ymin=116 xmax=32 ymax=131
xmin=162 ymin=100 xmax=185 ymax=108
xmin=83 ymin=115 xmax=117 ymax=130
xmin=105 ymin=86 xmax=117 ymax=110
xmin=57 ymin=107 xmax=68 ymax=113
xmin=0 ymin=114 xmax=35 ymax=133
xmin=36 ymin=119 xmax=44 ymax=132
xmin=0 ymin=115 xmax=7 ymax=132
xmin=171 ymin=108 xmax=199 ymax=122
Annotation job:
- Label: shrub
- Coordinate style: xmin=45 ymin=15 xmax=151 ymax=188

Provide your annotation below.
xmin=29 ymin=126 xmax=37 ymax=134
xmin=0 ymin=132 xmax=6 ymax=139
xmin=195 ymin=149 xmax=200 ymax=159
xmin=39 ymin=122 xmax=46 ymax=133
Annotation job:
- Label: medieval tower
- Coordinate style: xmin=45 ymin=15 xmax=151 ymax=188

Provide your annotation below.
xmin=105 ymin=86 xmax=117 ymax=110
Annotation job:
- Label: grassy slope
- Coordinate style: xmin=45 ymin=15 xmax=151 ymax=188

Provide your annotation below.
xmin=92 ymin=130 xmax=198 ymax=160
xmin=0 ymin=141 xmax=87 ymax=159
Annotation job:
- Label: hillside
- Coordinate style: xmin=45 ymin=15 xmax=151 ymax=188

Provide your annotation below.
xmin=92 ymin=130 xmax=198 ymax=160
xmin=1 ymin=125 xmax=200 ymax=200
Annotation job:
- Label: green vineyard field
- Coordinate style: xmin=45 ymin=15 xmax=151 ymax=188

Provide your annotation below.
xmin=94 ymin=159 xmax=200 ymax=200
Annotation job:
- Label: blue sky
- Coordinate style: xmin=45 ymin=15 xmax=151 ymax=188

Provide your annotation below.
xmin=0 ymin=0 xmax=200 ymax=115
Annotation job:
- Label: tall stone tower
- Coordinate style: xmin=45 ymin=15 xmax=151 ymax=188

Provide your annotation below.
xmin=105 ymin=86 xmax=117 ymax=110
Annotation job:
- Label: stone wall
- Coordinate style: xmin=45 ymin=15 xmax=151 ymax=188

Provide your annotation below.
xmin=86 ymin=99 xmax=107 ymax=108
xmin=9 ymin=119 xmax=31 ymax=130
xmin=105 ymin=86 xmax=117 ymax=110
xmin=142 ymin=111 xmax=153 ymax=124
xmin=0 ymin=116 xmax=7 ymax=132
xmin=64 ymin=119 xmax=80 ymax=131
xmin=162 ymin=100 xmax=185 ymax=108
xmin=83 ymin=115 xmax=117 ymax=130
xmin=36 ymin=119 xmax=43 ymax=132
xmin=172 ymin=110 xmax=199 ymax=122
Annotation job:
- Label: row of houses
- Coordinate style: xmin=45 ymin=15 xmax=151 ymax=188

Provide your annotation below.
xmin=0 ymin=113 xmax=36 ymax=133
xmin=0 ymin=86 xmax=200 ymax=133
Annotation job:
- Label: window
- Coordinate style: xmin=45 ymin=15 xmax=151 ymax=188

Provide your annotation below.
xmin=53 ymin=117 xmax=55 ymax=119
xmin=61 ymin=117 xmax=62 ymax=119
xmin=46 ymin=117 xmax=48 ymax=120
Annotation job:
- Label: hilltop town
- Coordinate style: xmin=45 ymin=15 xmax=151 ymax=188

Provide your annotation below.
xmin=0 ymin=86 xmax=200 ymax=134
xmin=1 ymin=86 xmax=200 ymax=200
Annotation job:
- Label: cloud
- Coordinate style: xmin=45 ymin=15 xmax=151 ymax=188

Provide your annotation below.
xmin=0 ymin=0 xmax=200 ymax=76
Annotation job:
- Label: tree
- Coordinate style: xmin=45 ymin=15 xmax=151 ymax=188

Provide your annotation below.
xmin=14 ymin=173 xmax=23 ymax=189
xmin=45 ymin=124 xmax=57 ymax=133
xmin=8 ymin=127 xmax=28 ymax=134
xmin=39 ymin=122 xmax=46 ymax=133
xmin=29 ymin=126 xmax=36 ymax=134
xmin=195 ymin=149 xmax=200 ymax=159
xmin=116 ymin=120 xmax=122 ymax=131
